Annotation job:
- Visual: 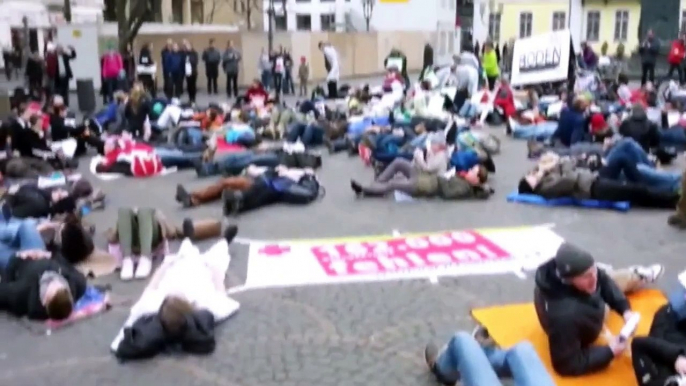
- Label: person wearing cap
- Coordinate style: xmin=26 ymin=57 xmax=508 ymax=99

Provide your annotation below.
xmin=534 ymin=242 xmax=663 ymax=376
xmin=517 ymin=146 xmax=680 ymax=208
xmin=350 ymin=134 xmax=449 ymax=197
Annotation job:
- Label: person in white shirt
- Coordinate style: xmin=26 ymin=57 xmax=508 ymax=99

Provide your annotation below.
xmin=319 ymin=42 xmax=340 ymax=99
xmin=110 ymin=225 xmax=240 ymax=360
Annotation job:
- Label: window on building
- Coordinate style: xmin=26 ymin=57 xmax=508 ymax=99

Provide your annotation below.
xmin=488 ymin=13 xmax=501 ymax=43
xmin=519 ymin=12 xmax=532 ymax=38
xmin=614 ymin=10 xmax=629 ymax=41
xmin=320 ymin=0 xmax=334 ymax=2
xmin=296 ymin=14 xmax=311 ymax=30
xmin=190 ymin=0 xmax=204 ymax=24
xmin=274 ymin=15 xmax=287 ymax=31
xmin=586 ymin=11 xmax=600 ymax=42
xmin=171 ymin=0 xmax=184 ymax=23
xmin=321 ymin=13 xmax=335 ymax=30
xmin=552 ymin=11 xmax=566 ymax=31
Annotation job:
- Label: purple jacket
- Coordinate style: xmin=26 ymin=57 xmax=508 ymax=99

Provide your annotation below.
xmin=583 ymin=47 xmax=598 ymax=68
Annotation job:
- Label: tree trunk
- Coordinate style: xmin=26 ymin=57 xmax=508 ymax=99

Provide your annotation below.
xmin=117 ymin=0 xmax=148 ymax=54
xmin=365 ymin=19 xmax=370 ymax=32
xmin=247 ymin=7 xmax=252 ymax=30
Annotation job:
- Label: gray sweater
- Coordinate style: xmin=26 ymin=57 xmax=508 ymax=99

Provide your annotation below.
xmin=222 ymin=48 xmax=241 ymax=74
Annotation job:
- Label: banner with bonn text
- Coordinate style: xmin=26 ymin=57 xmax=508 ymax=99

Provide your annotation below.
xmin=243 ymin=225 xmax=564 ymax=290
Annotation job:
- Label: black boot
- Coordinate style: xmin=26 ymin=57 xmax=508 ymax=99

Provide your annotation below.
xmin=222 ymin=189 xmax=243 ymax=217
xmin=175 ymin=184 xmax=193 ymax=207
xmin=223 ymin=224 xmax=239 ymax=243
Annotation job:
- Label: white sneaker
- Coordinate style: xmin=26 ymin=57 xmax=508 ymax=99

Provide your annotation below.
xmin=633 ymin=264 xmax=664 ymax=284
xmin=120 ymin=257 xmax=134 ymax=281
xmin=134 ymin=256 xmax=153 ymax=279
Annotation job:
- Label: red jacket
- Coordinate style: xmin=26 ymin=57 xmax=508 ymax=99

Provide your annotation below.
xmin=669 ymin=40 xmax=685 ymax=65
xmin=101 ymin=137 xmax=163 ymax=177
xmin=246 ymin=86 xmax=268 ymax=105
xmin=45 ymin=52 xmax=58 ymax=78
xmin=493 ymin=85 xmax=516 ymax=117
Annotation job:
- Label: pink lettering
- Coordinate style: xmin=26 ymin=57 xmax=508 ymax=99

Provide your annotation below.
xmin=377 ymin=255 xmax=411 ymax=270
xmin=450 ymin=231 xmax=477 ymax=244
xmin=427 ymin=234 xmax=454 ymax=247
xmin=405 ymin=252 xmax=427 ymax=266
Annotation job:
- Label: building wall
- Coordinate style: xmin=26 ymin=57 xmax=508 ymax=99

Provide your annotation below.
xmin=497 ymin=1 xmax=569 ymax=44
xmin=582 ymin=0 xmax=640 ymax=54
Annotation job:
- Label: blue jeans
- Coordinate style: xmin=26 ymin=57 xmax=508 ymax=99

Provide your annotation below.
xmin=196 ymin=151 xmax=280 ymax=177
xmin=459 ymin=102 xmax=479 ymax=118
xmin=660 ymin=126 xmax=686 ymax=149
xmin=0 ymin=218 xmax=45 ymax=270
xmin=511 ymin=122 xmax=558 ymax=140
xmin=435 ymin=332 xmax=554 ymax=386
xmin=177 ymin=127 xmax=204 ymax=146
xmin=155 ymin=146 xmax=204 ymax=169
xmin=261 ymin=70 xmax=272 ymax=91
xmin=636 ymin=164 xmax=681 ymax=193
xmin=286 ymin=123 xmax=324 ymax=147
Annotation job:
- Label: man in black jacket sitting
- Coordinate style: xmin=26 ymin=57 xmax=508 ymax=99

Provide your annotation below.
xmin=534 ymin=242 xmax=663 ymax=376
xmin=0 ymin=249 xmax=87 ymax=320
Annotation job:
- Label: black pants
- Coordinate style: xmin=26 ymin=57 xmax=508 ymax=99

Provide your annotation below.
xmin=631 ymin=336 xmax=681 ymax=386
xmin=226 ymin=72 xmax=238 ymax=97
xmin=55 ymin=77 xmax=70 ymax=106
xmin=591 ymin=178 xmax=678 ymax=209
xmin=173 ymin=74 xmax=184 ymax=98
xmin=186 ymin=74 xmax=197 ymax=103
xmin=641 ymin=63 xmax=655 ymax=85
xmin=486 ymin=75 xmax=498 ymax=91
xmin=206 ymin=67 xmax=218 ymax=94
xmin=667 ymin=64 xmax=685 ymax=84
xmin=327 ymin=80 xmax=338 ymax=99
xmin=163 ymin=76 xmax=173 ymax=99
xmin=138 ymin=74 xmax=155 ymax=96
xmin=273 ymin=73 xmax=283 ymax=95
xmin=453 ymin=88 xmax=470 ymax=112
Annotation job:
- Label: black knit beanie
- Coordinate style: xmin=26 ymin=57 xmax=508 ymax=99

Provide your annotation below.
xmin=51 ymin=196 xmax=76 ymax=215
xmin=555 ymin=242 xmax=595 ymax=279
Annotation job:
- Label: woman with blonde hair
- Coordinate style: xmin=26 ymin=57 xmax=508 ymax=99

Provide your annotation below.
xmin=123 ymin=82 xmax=152 ymax=139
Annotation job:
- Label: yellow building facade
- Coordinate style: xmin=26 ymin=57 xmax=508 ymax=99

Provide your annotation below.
xmin=488 ymin=0 xmax=640 ymax=54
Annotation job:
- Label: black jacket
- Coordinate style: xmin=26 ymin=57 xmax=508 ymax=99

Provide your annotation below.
xmin=115 ymin=310 xmax=216 ymax=361
xmin=639 ymin=38 xmax=660 ymax=65
xmin=5 ymin=184 xmax=75 ymax=219
xmin=184 ymin=49 xmax=199 ymax=77
xmin=618 ymin=110 xmax=661 ymax=152
xmin=9 ymin=117 xmax=54 ymax=160
xmin=422 ymin=44 xmax=434 ymax=70
xmin=49 ymin=111 xmax=77 ymax=141
xmin=632 ymin=305 xmax=686 ymax=386
xmin=58 ymin=50 xmax=77 ymax=79
xmin=534 ymin=259 xmax=630 ymax=376
xmin=0 ymin=253 xmax=87 ymax=320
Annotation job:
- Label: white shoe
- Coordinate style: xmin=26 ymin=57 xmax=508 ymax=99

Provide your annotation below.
xmin=134 ymin=256 xmax=153 ymax=279
xmin=120 ymin=257 xmax=134 ymax=281
xmin=633 ymin=264 xmax=664 ymax=284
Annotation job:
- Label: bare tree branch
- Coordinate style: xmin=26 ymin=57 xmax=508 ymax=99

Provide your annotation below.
xmin=362 ymin=0 xmax=375 ymax=32
xmin=234 ymin=0 xmax=261 ymax=30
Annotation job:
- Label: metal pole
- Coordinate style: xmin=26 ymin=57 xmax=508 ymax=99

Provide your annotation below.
xmin=267 ymin=0 xmax=274 ymax=54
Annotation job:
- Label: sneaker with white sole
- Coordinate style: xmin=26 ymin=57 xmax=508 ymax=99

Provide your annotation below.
xmin=134 ymin=256 xmax=153 ymax=279
xmin=120 ymin=257 xmax=134 ymax=281
xmin=632 ymin=264 xmax=664 ymax=284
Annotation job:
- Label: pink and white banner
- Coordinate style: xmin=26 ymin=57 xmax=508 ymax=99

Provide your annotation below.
xmin=243 ymin=225 xmax=564 ymax=290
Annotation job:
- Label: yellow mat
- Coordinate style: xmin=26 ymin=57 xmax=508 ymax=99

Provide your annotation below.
xmin=471 ymin=289 xmax=667 ymax=386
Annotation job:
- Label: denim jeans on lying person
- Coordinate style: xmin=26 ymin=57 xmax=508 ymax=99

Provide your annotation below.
xmin=511 ymin=121 xmax=559 ymax=141
xmin=600 ymin=139 xmax=679 ymax=193
xmin=195 ymin=151 xmax=280 ymax=177
xmin=660 ymin=126 xmax=686 ymax=150
xmin=0 ymin=218 xmax=45 ymax=270
xmin=286 ymin=122 xmax=324 ymax=148
xmin=155 ymin=145 xmax=205 ymax=170
xmin=434 ymin=332 xmax=554 ymax=386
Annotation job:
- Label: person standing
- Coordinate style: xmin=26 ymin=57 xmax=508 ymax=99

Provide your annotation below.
xmin=184 ymin=40 xmax=199 ymax=104
xmin=222 ymin=40 xmax=241 ymax=98
xmin=202 ymin=39 xmax=220 ymax=95
xmin=161 ymin=39 xmax=173 ymax=99
xmin=258 ymin=48 xmax=271 ymax=91
xmin=419 ymin=43 xmax=434 ymax=81
xmin=123 ymin=44 xmax=136 ymax=90
xmin=667 ymin=34 xmax=686 ymax=85
xmin=53 ymin=45 xmax=76 ymax=107
xmin=101 ymin=44 xmax=124 ymax=104
xmin=137 ymin=42 xmax=156 ymax=96
xmin=169 ymin=43 xmax=184 ymax=98
xmin=318 ymin=41 xmax=340 ymax=99
xmin=298 ymin=56 xmax=309 ymax=97
xmin=482 ymin=42 xmax=500 ymax=90
xmin=272 ymin=48 xmax=285 ymax=99
xmin=639 ymin=30 xmax=660 ymax=86
xmin=282 ymin=48 xmax=295 ymax=95
xmin=25 ymin=50 xmax=43 ymax=99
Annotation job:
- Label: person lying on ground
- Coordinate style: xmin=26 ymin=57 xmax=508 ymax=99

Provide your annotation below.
xmin=177 ymin=164 xmax=321 ymax=214
xmin=110 ymin=226 xmax=240 ymax=361
xmin=631 ymin=283 xmax=686 ymax=386
xmin=517 ymin=148 xmax=679 ymax=208
xmin=535 ymin=242 xmax=663 ymax=376
xmin=425 ymin=328 xmax=555 ymax=386
xmin=263 ymin=103 xmax=295 ymax=140
xmin=95 ymin=135 xmax=163 ymax=177
xmin=667 ymin=166 xmax=686 ymax=228
xmin=0 ymin=248 xmax=87 ymax=321
xmin=3 ymin=185 xmax=76 ymax=219
xmin=93 ymin=91 xmax=128 ymax=132
xmin=350 ymin=135 xmax=450 ymax=197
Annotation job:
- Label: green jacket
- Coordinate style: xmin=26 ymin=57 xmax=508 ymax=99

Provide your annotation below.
xmin=437 ymin=176 xmax=492 ymax=200
xmin=482 ymin=51 xmax=500 ymax=77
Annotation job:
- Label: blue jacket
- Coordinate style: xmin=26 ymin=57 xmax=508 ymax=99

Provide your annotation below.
xmin=553 ymin=107 xmax=587 ymax=147
xmin=450 ymin=149 xmax=479 ymax=172
xmin=163 ymin=51 xmax=183 ymax=77
xmin=95 ymin=102 xmax=118 ymax=126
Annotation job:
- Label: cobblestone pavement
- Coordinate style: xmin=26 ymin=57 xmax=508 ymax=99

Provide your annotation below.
xmin=1 ymin=81 xmax=684 ymax=386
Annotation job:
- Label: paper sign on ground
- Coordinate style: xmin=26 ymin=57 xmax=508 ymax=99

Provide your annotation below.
xmin=243 ymin=225 xmax=564 ymax=290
